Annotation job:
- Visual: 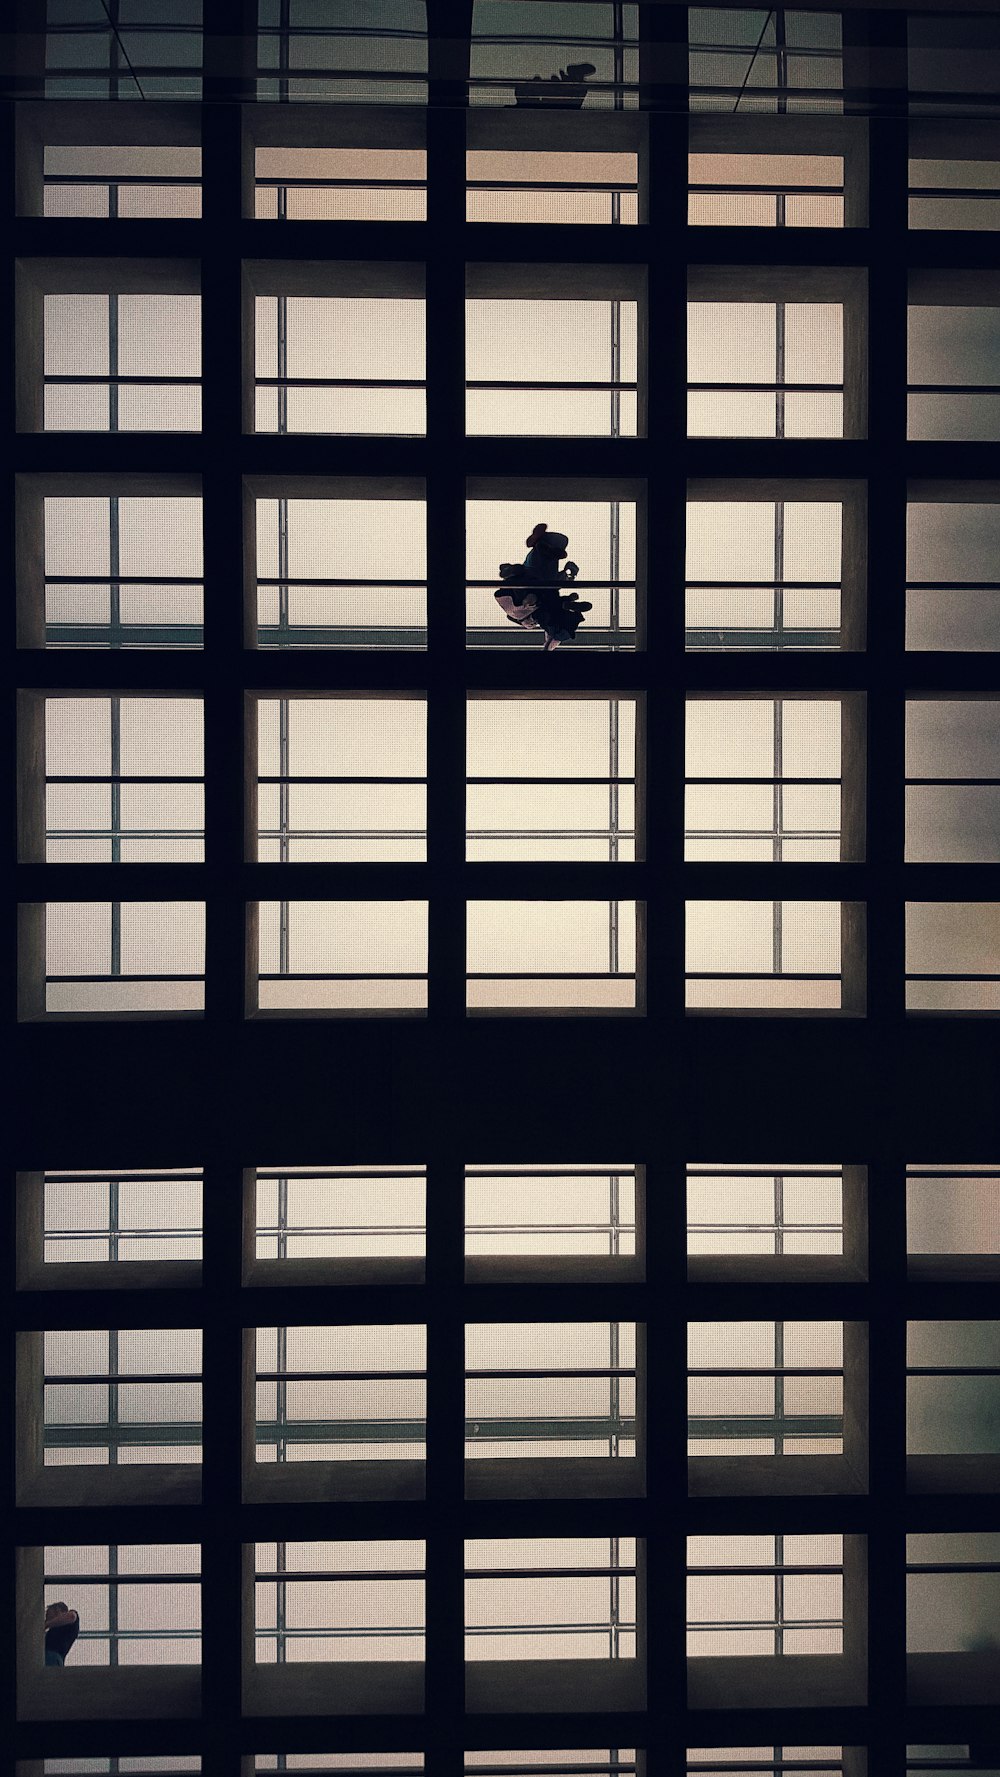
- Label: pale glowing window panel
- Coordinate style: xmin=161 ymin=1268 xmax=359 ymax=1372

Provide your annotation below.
xmin=43 ymin=493 xmax=204 ymax=649
xmin=467 ymin=900 xmax=639 ymax=1011
xmin=42 ymin=1759 xmax=203 ymax=1773
xmin=43 ymin=1329 xmax=202 ymax=1467
xmin=688 ymin=302 xmax=844 ymax=437
xmin=905 ymin=1753 xmax=991 ymax=1776
xmin=467 ymin=497 xmax=636 ymax=650
xmin=910 ymin=157 xmax=1000 ymax=230
xmin=254 ymin=297 xmax=426 ymax=435
xmin=688 ymin=1322 xmax=844 ymax=1457
xmin=907 ymin=1165 xmax=1000 ymax=1262
xmin=465 ymin=1538 xmax=637 ymax=1660
xmin=907 ymin=1533 xmax=1000 ymax=1653
xmin=688 ymin=10 xmax=844 ymax=115
xmin=43 ymin=146 xmax=203 ymax=218
xmin=43 ymin=697 xmax=204 ymax=862
xmin=685 ymin=901 xmax=845 ymax=1010
xmin=467 ymin=697 xmax=637 ymax=860
xmin=686 ymin=498 xmax=843 ymax=651
xmin=255 ymin=496 xmax=427 ymax=649
xmin=42 ymin=1169 xmax=203 ymax=1266
xmin=908 ymin=1322 xmax=1000 ymax=1456
xmin=687 ymin=1165 xmax=844 ymax=1258
xmin=907 ymin=499 xmax=1000 ymax=652
xmin=465 ymin=1323 xmax=637 ymax=1460
xmin=465 ymin=1761 xmax=636 ymax=1776
xmin=909 ymin=305 xmax=1000 ymax=440
xmin=465 ymin=1164 xmax=637 ymax=1260
xmin=41 ymin=901 xmax=206 ymax=1015
xmin=255 ymin=1166 xmax=426 ymax=1262
xmin=256 ymin=901 xmax=428 ymax=1012
xmin=255 ymin=1326 xmax=426 ymax=1464
xmin=688 ymin=153 xmax=844 ymax=226
xmin=466 ymin=301 xmax=638 ymax=436
xmin=687 ymin=1753 xmax=846 ymax=1776
xmin=43 ymin=294 xmax=202 ymax=432
xmin=254 ymin=1541 xmax=425 ymax=1664
xmin=256 ymin=2 xmax=428 ymax=106
xmin=256 ymin=1761 xmax=422 ymax=1773
xmin=256 ymin=697 xmax=426 ymax=862
xmin=467 ymin=150 xmax=638 ymax=223
xmin=686 ymin=698 xmax=843 ymax=861
xmin=906 ymin=903 xmax=1000 ymax=1011
xmin=469 ymin=3 xmax=639 ymax=110
xmin=255 ymin=148 xmax=427 ymax=220
xmin=687 ymin=1534 xmax=844 ymax=1657
xmin=906 ymin=701 xmax=1000 ymax=862
xmin=43 ymin=1544 xmax=202 ymax=1666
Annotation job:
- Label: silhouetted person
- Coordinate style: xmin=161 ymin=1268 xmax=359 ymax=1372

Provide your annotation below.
xmin=514 ymin=61 xmax=597 ymax=109
xmin=45 ymin=1602 xmax=79 ymax=1667
xmin=494 ymin=522 xmax=592 ymax=650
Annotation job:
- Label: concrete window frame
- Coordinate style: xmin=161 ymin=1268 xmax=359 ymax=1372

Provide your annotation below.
xmin=14 ymin=98 xmax=202 ymax=218
xmin=15 ymin=1166 xmax=204 ymax=1293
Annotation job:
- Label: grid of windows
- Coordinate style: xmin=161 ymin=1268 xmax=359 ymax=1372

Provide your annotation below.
xmin=8 ymin=6 xmax=998 ymax=1776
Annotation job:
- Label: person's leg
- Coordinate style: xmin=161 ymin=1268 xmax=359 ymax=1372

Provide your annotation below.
xmin=45 ymin=1649 xmax=64 ymax=1666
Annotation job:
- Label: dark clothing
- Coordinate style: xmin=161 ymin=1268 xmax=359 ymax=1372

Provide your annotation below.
xmin=45 ymin=1615 xmax=79 ymax=1664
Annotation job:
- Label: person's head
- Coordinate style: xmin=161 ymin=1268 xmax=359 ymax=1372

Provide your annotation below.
xmin=525 ymin=523 xmax=569 ymax=558
xmin=45 ymin=1602 xmax=68 ymax=1624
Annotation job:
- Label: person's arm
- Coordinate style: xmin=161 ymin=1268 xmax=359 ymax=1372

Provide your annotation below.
xmin=46 ymin=1609 xmax=77 ymax=1629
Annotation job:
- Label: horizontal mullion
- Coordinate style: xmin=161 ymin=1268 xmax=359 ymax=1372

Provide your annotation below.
xmin=44 ymin=376 xmax=201 ymax=387
xmin=256 ymin=377 xmax=424 ymax=390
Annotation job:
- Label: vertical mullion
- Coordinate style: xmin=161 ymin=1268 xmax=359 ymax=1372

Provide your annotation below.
xmin=424 ymin=14 xmax=471 ymax=1769
xmin=198 ymin=65 xmax=247 ymax=1777
xmin=641 ymin=10 xmax=690 ymax=1765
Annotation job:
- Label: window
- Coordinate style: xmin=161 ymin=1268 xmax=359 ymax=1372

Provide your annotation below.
xmin=467 ymin=696 xmax=638 ymax=860
xmin=910 ymin=150 xmax=1000 ymax=232
xmin=37 ymin=1168 xmax=203 ymax=1269
xmin=687 ymin=1165 xmax=847 ymax=1260
xmin=465 ymin=1538 xmax=637 ymax=1659
xmin=253 ymin=901 xmax=428 ymax=1014
xmin=905 ymin=903 xmax=1000 ymax=1012
xmin=689 ymin=152 xmax=845 ymax=226
xmin=688 ymin=10 xmax=844 ymax=114
xmin=251 ymin=271 xmax=426 ymax=436
xmin=253 ymin=1166 xmax=426 ymax=1267
xmin=255 ymin=1763 xmax=421 ymax=1774
xmin=466 ymin=288 xmax=640 ymax=437
xmin=469 ymin=3 xmax=639 ymax=110
xmin=254 ymin=148 xmax=427 ymax=221
xmin=33 ymin=280 xmax=201 ymax=433
xmin=42 ymin=1544 xmax=202 ymax=1665
xmin=685 ymin=696 xmax=858 ymax=861
xmin=254 ymin=696 xmax=426 ymax=862
xmin=466 ymin=1760 xmax=637 ymax=1777
xmin=906 ymin=494 xmax=1000 ymax=652
xmin=909 ymin=278 xmax=1000 ymax=440
xmin=33 ymin=487 xmax=204 ymax=650
xmin=254 ymin=1326 xmax=426 ymax=1464
xmin=907 ymin=1165 xmax=1000 ymax=1275
xmin=688 ymin=294 xmax=846 ymax=439
xmin=256 ymin=1 xmax=428 ymax=106
xmin=254 ymin=489 xmax=427 ymax=649
xmin=39 ymin=1760 xmax=202 ymax=1774
xmin=685 ymin=901 xmax=861 ymax=1013
xmin=44 ymin=4 xmax=203 ymax=102
xmin=688 ymin=1322 xmax=845 ymax=1457
xmin=465 ymin=1164 xmax=639 ymax=1271
xmin=42 ymin=146 xmax=202 ymax=219
xmin=25 ymin=900 xmax=206 ymax=1017
xmin=467 ymin=148 xmax=639 ymax=224
xmin=685 ymin=491 xmax=855 ymax=652
xmin=254 ymin=1541 xmax=425 ymax=1662
xmin=465 ymin=1323 xmax=637 ymax=1462
xmin=906 ymin=701 xmax=1000 ymax=862
xmin=27 ymin=695 xmax=204 ymax=863
xmin=467 ymin=899 xmax=640 ymax=1012
xmin=907 ymin=1533 xmax=1000 ymax=1664
xmin=687 ymin=1755 xmax=848 ymax=1777
xmin=42 ymin=1330 xmax=202 ymax=1466
xmin=908 ymin=1322 xmax=1000 ymax=1459
xmin=467 ymin=493 xmax=638 ymax=650
xmin=687 ymin=1534 xmax=844 ymax=1656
